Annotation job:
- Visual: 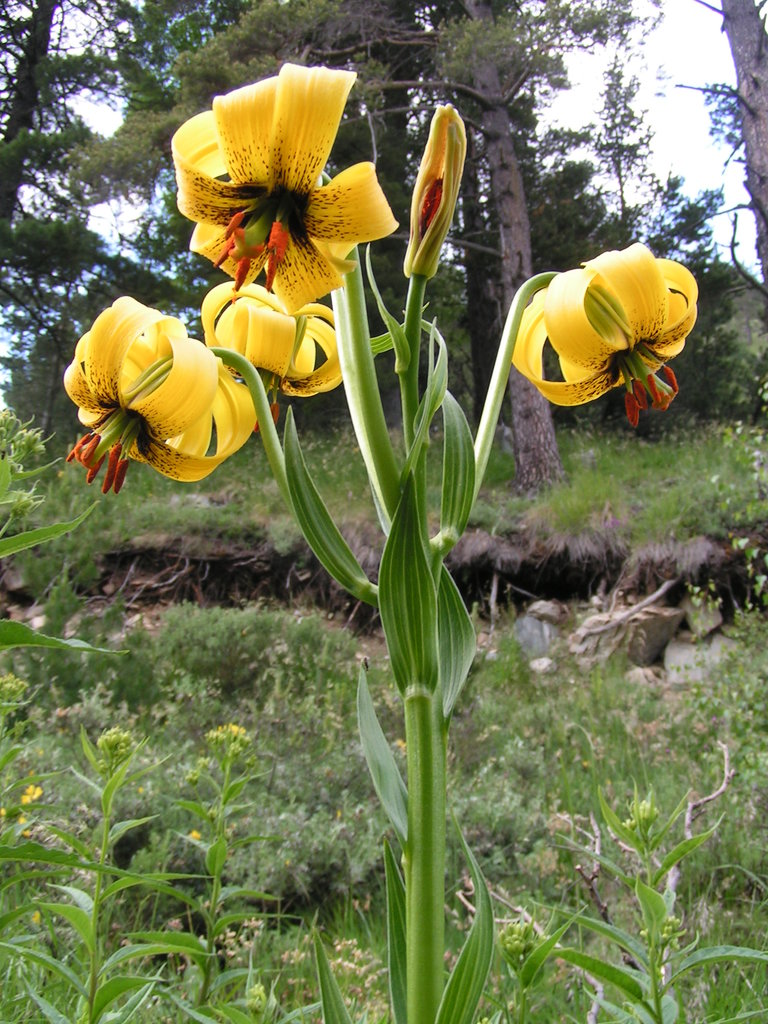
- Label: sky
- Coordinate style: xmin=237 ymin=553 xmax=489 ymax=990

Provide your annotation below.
xmin=547 ymin=0 xmax=758 ymax=269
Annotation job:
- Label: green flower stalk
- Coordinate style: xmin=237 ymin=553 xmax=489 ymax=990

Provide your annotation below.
xmin=403 ymin=105 xmax=467 ymax=280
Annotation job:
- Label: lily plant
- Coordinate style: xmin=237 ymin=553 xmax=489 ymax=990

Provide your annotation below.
xmin=63 ymin=63 xmax=702 ymax=1024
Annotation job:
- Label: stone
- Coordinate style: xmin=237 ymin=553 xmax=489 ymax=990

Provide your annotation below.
xmin=626 ymin=606 xmax=685 ymax=666
xmin=514 ymin=614 xmax=557 ymax=659
xmin=679 ymin=592 xmax=723 ymax=639
xmin=529 ymin=656 xmax=555 ymax=674
xmin=664 ymin=633 xmax=738 ymax=686
xmin=527 ymin=599 xmax=568 ymax=625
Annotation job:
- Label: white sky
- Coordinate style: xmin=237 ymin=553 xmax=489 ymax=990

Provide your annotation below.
xmin=547 ymin=0 xmax=758 ymax=269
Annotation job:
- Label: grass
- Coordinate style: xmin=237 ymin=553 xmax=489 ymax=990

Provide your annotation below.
xmin=1 ymin=420 xmax=768 ymax=1020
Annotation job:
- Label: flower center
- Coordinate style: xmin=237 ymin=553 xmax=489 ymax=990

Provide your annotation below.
xmin=66 ymin=356 xmax=173 ymax=493
xmin=215 ymin=192 xmax=304 ymax=292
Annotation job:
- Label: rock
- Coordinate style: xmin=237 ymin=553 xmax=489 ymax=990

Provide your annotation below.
xmin=527 ymin=599 xmax=568 ymax=625
xmin=529 ymin=656 xmax=555 ymax=674
xmin=514 ymin=614 xmax=557 ymax=658
xmin=679 ymin=592 xmax=723 ymax=638
xmin=664 ymin=633 xmax=738 ymax=686
xmin=626 ymin=606 xmax=685 ymax=666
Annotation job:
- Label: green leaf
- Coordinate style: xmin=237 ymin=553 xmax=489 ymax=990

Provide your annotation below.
xmin=357 ymin=668 xmax=408 ymax=847
xmin=518 ymin=919 xmax=573 ymax=989
xmin=0 ymin=456 xmax=11 ymax=499
xmin=26 ymin=989 xmax=72 ymax=1024
xmin=635 ymin=877 xmax=668 ymax=942
xmin=175 ymin=798 xmax=210 ymax=823
xmin=92 ymin=976 xmax=158 ymax=1020
xmin=402 ymin=323 xmax=447 ymax=479
xmin=284 ymin=410 xmax=378 ymax=606
xmin=438 ymin=567 xmax=476 ymax=720
xmin=215 ymin=1007 xmax=253 ymax=1024
xmin=106 ymin=934 xmax=209 ymax=971
xmin=0 ymin=841 xmax=85 ymax=869
xmin=379 ymin=472 xmax=439 ymax=695
xmin=556 ymin=947 xmax=646 ymax=1002
xmin=384 ymin=840 xmax=407 ymax=1024
xmin=652 ymin=822 xmax=719 ymax=886
xmin=314 ymin=930 xmax=355 ymax=1024
xmin=205 ymin=836 xmax=228 ymax=877
xmin=435 ymin=826 xmax=494 ymax=1024
xmin=0 ymin=620 xmax=122 ymax=653
xmin=0 ymin=502 xmax=96 ymax=558
xmin=598 ymin=789 xmax=644 ymax=855
xmin=365 ymin=245 xmax=410 ymax=374
xmin=108 ymin=816 xmax=157 ymax=848
xmin=569 ymin=914 xmax=649 ymax=970
xmin=440 ymin=391 xmax=475 ymax=545
xmin=666 ymin=945 xmax=768 ymax=988
xmin=222 ymin=777 xmax=249 ymax=804
xmin=0 ymin=938 xmax=88 ymax=996
xmin=38 ymin=900 xmax=95 ymax=952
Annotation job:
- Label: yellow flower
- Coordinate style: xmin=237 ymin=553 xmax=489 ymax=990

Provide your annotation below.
xmin=404 ymin=104 xmax=467 ymax=280
xmin=512 ymin=243 xmax=698 ymax=425
xmin=64 ymin=297 xmax=255 ymax=491
xmin=188 ymin=829 xmax=202 ymax=841
xmin=202 ymin=282 xmax=341 ymax=401
xmin=172 ymin=63 xmax=398 ymax=311
xmin=20 ymin=784 xmax=42 ymax=805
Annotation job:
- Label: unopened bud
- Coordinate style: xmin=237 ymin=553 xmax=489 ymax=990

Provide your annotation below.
xmin=404 ymin=105 xmax=466 ymax=280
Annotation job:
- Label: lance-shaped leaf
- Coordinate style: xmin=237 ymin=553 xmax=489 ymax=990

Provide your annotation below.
xmin=284 ymin=410 xmax=378 ymax=606
xmin=314 ymin=931 xmax=355 ymax=1024
xmin=439 ymin=567 xmax=476 ymax=720
xmin=402 ymin=322 xmax=447 ymax=479
xmin=0 ymin=503 xmax=96 ymax=558
xmin=384 ymin=840 xmax=407 ymax=1024
xmin=0 ymin=621 xmax=122 ymax=654
xmin=652 ymin=820 xmax=720 ymax=887
xmin=440 ymin=391 xmax=475 ymax=546
xmin=436 ymin=826 xmax=494 ymax=1024
xmin=366 ymin=245 xmax=410 ymax=374
xmin=379 ymin=472 xmax=439 ymax=695
xmin=666 ymin=945 xmax=768 ymax=989
xmin=357 ymin=668 xmax=408 ymax=847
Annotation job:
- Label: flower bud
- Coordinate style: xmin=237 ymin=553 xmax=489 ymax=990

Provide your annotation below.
xmin=404 ymin=105 xmax=466 ymax=280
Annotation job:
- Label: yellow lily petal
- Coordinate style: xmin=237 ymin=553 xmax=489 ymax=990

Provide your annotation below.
xmin=512 ymin=291 xmax=616 ymax=406
xmin=213 ymin=77 xmax=277 ymax=186
xmin=128 ymin=330 xmax=219 ymax=440
xmin=135 ymin=364 xmax=255 ymax=482
xmin=305 ymin=163 xmax=399 ymax=242
xmin=217 ymin=300 xmax=296 ymax=378
xmin=585 ymin=243 xmax=668 ymax=346
xmin=271 ymin=233 xmax=344 ymax=313
xmin=269 ymin=64 xmax=356 ymax=194
xmin=282 ymin=316 xmax=341 ymax=396
xmin=80 ymin=298 xmax=168 ymax=407
xmin=544 ymin=267 xmax=631 ymax=370
xmin=172 ymin=111 xmax=248 ymax=225
xmin=653 ymin=258 xmax=698 ymax=358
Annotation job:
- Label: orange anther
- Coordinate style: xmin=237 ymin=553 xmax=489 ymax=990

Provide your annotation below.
xmin=419 ymin=178 xmax=443 ymax=236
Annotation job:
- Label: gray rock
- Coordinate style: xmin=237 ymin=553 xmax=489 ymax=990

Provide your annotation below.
xmin=626 ymin=606 xmax=685 ymax=666
xmin=527 ymin=599 xmax=568 ymax=625
xmin=514 ymin=614 xmax=557 ymax=658
xmin=664 ymin=633 xmax=737 ymax=685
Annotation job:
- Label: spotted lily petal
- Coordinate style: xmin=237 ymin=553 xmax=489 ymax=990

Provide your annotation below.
xmin=585 ymin=243 xmax=669 ymax=346
xmin=213 ymin=77 xmax=278 ymax=186
xmin=305 ymin=163 xmax=399 ymax=243
xmin=268 ymin=64 xmax=356 ymax=194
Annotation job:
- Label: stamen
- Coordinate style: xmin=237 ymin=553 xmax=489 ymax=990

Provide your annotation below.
xmin=646 ymin=374 xmax=664 ymax=408
xmin=113 ymin=459 xmax=129 ymax=494
xmin=632 ymin=379 xmax=648 ymax=411
xmin=101 ymin=443 xmax=123 ymax=494
xmin=85 ymin=455 xmax=105 ymax=484
xmin=264 ymin=221 xmax=290 ymax=292
xmin=663 ymin=365 xmax=679 ymax=394
xmin=625 ymin=392 xmax=640 ymax=428
xmin=224 ymin=211 xmax=247 ymax=239
xmin=234 ymin=257 xmax=252 ymax=291
xmin=419 ymin=178 xmax=443 ymax=236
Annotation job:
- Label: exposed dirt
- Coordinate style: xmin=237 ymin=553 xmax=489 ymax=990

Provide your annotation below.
xmin=3 ymin=522 xmax=756 ymax=631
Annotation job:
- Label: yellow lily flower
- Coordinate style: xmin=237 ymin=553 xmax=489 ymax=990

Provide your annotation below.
xmin=64 ymin=297 xmax=255 ymax=492
xmin=202 ymin=282 xmax=341 ymax=401
xmin=512 ymin=243 xmax=698 ymax=425
xmin=172 ymin=63 xmax=398 ymax=312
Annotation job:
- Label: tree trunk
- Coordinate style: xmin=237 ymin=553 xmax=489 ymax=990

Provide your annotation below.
xmin=463 ymin=0 xmax=563 ymax=492
xmin=0 ymin=0 xmax=59 ymax=221
xmin=721 ymin=0 xmax=768 ymax=290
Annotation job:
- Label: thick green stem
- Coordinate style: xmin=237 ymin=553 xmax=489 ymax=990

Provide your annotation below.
xmin=210 ymin=348 xmax=291 ymax=510
xmin=472 ymin=272 xmax=556 ymax=502
xmin=404 ymin=686 xmax=447 ymax=1024
xmin=332 ymin=252 xmax=401 ymax=525
xmin=401 ymin=274 xmax=428 ymax=449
